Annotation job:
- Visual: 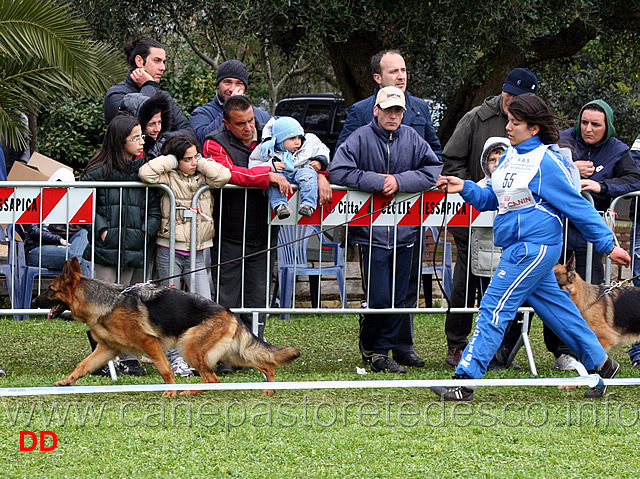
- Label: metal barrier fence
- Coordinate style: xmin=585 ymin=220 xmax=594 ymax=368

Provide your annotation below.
xmin=1 ymin=182 xmax=631 ymax=323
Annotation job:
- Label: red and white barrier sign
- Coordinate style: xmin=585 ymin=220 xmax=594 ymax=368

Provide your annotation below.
xmin=0 ymin=187 xmax=93 ymax=224
xmin=271 ymin=190 xmax=494 ymax=227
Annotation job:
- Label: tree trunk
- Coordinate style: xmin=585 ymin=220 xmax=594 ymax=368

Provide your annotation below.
xmin=326 ymin=32 xmax=383 ymax=106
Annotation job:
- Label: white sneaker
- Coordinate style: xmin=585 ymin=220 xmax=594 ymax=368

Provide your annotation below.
xmin=553 ymin=353 xmax=578 ymax=371
xmin=171 ymin=356 xmax=195 ymax=377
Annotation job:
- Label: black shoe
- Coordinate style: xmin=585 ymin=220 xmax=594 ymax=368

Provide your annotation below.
xmin=632 ymin=360 xmax=640 ymax=369
xmin=0 ymin=366 xmax=6 ymax=377
xmin=359 ymin=340 xmax=373 ymax=365
xmin=371 ymin=356 xmax=406 ymax=373
xmin=90 ymin=364 xmax=115 ymax=377
xmin=274 ymin=204 xmax=292 ymax=219
xmin=394 ymin=351 xmax=425 ymax=368
xmin=585 ymin=357 xmax=619 ymax=398
xmin=217 ymin=362 xmax=237 ymax=375
xmin=430 ymin=385 xmax=474 ymax=401
xmin=118 ymin=359 xmax=146 ymax=376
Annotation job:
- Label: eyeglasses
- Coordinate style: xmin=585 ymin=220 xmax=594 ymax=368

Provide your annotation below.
xmin=126 ymin=134 xmax=146 ymax=143
xmin=182 ymin=153 xmax=202 ymax=162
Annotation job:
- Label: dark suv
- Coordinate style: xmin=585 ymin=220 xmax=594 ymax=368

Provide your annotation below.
xmin=274 ymin=93 xmax=347 ymax=156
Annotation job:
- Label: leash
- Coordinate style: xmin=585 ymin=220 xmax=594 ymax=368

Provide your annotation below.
xmin=140 ymin=190 xmax=452 ymax=306
xmin=431 ymin=184 xmax=451 ymax=312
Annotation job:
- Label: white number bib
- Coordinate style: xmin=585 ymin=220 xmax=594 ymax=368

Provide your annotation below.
xmin=492 ymin=145 xmax=546 ymax=214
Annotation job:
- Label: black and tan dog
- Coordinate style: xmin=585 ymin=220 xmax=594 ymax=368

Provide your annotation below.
xmin=554 ymin=255 xmax=640 ymax=352
xmin=34 ymin=257 xmax=300 ymax=397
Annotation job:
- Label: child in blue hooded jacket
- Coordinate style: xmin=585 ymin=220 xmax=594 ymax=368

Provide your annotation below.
xmin=249 ymin=116 xmax=329 ymax=219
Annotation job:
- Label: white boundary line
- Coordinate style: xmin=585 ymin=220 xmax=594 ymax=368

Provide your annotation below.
xmin=1 ymin=375 xmax=625 ymax=397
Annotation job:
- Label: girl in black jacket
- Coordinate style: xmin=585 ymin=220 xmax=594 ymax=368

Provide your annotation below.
xmin=80 ymin=112 xmax=161 ymax=376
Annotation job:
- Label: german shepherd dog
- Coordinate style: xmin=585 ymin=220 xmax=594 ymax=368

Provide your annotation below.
xmin=554 ymin=255 xmax=640 ymax=352
xmin=34 ymin=257 xmax=300 ymax=397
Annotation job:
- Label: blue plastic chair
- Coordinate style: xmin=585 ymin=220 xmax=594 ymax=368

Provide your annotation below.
xmin=276 ymin=225 xmax=347 ymax=319
xmin=6 ymin=224 xmax=63 ymax=319
xmin=421 ymin=226 xmax=453 ymax=306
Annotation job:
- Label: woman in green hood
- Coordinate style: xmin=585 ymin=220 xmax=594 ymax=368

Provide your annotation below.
xmin=544 ymin=99 xmax=640 ymax=370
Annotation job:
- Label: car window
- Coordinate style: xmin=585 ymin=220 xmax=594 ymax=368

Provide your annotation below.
xmin=305 ymin=104 xmax=331 ymax=134
xmin=332 ymin=104 xmax=347 ymax=135
xmin=275 ymin=101 xmax=306 ymax=123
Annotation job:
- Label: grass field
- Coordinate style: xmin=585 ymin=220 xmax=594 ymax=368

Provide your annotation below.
xmin=1 ymin=313 xmax=639 ymax=478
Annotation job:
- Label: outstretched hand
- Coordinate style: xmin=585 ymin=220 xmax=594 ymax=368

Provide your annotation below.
xmin=436 ymin=175 xmax=465 ymax=194
xmin=608 ymin=246 xmax=631 ymax=267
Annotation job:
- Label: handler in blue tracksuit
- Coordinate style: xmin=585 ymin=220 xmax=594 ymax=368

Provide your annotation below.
xmin=432 ymin=94 xmax=630 ymax=401
xmin=329 ymin=86 xmax=442 ymax=373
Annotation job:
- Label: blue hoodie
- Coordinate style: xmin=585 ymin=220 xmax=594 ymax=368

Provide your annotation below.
xmin=459 ymin=135 xmax=614 ymax=255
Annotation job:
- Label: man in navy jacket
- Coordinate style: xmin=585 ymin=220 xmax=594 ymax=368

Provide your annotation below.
xmin=336 ymin=50 xmax=441 ymax=158
xmin=330 ymin=87 xmax=442 ymax=373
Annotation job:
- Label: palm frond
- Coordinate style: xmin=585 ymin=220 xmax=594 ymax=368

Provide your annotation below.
xmin=0 ymin=0 xmax=128 ymax=149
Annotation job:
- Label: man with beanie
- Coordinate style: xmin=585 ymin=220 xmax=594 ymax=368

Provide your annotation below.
xmin=440 ymin=67 xmax=538 ymax=369
xmin=104 ymin=38 xmax=193 ymax=136
xmin=191 ymin=59 xmax=271 ymax=145
xmin=335 ymin=50 xmax=442 ymax=368
xmin=329 ymin=87 xmax=442 ymax=373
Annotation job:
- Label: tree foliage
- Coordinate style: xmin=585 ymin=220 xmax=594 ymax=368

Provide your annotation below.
xmin=0 ymin=0 xmax=128 ymax=149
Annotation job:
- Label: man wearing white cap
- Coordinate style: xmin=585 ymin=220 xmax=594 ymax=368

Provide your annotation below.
xmin=329 ymin=86 xmax=442 ymax=373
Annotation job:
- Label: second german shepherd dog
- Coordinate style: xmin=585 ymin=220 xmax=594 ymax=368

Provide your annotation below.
xmin=554 ymin=255 xmax=640 ymax=352
xmin=34 ymin=257 xmax=300 ymax=397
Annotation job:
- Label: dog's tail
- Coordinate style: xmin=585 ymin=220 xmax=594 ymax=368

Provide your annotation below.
xmin=233 ymin=322 xmax=300 ymax=367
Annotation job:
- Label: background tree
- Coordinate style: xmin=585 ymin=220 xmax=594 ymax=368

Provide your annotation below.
xmin=47 ymin=0 xmax=640 ymax=170
xmin=0 ymin=0 xmax=127 ymax=152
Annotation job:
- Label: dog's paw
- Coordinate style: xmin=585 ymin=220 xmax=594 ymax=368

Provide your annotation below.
xmin=558 ymin=385 xmax=579 ymax=390
xmin=262 ymin=389 xmax=276 ymax=396
xmin=54 ymin=378 xmax=74 ymax=387
xmin=162 ymin=390 xmax=177 ymax=398
xmin=179 ymin=390 xmax=204 ymax=396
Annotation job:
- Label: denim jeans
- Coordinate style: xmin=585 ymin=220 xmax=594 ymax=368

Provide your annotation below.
xmin=27 ymin=229 xmax=89 ymax=274
xmin=155 ymin=246 xmax=211 ymax=299
xmin=268 ymin=166 xmax=318 ymax=210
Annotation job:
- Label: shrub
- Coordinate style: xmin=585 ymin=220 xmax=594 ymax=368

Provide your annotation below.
xmin=37 ymin=96 xmax=105 ymax=174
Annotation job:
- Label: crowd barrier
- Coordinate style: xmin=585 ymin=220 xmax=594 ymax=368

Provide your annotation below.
xmin=0 ymin=181 xmax=640 ymax=368
xmin=1 ymin=183 xmax=632 ymax=317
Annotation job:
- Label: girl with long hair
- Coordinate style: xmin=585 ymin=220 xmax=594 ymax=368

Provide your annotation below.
xmin=81 ymin=112 xmax=161 ymax=376
xmin=432 ymin=94 xmax=630 ymax=401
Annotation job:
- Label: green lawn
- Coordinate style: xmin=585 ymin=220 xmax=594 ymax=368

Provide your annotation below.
xmin=1 ymin=314 xmax=639 ymax=478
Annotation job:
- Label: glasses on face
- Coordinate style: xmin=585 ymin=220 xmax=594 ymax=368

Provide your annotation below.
xmin=127 ymin=134 xmax=146 ymax=143
xmin=182 ymin=153 xmax=202 ymax=163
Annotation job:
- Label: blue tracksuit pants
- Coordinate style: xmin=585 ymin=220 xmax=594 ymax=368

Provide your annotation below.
xmin=456 ymin=241 xmax=606 ymax=378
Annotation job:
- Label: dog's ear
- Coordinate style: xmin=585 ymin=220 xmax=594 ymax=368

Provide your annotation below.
xmin=566 ymin=253 xmax=576 ymax=272
xmin=66 ymin=257 xmax=81 ymax=275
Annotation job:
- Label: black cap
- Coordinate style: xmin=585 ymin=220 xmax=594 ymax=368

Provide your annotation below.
xmin=502 ymin=68 xmax=538 ymax=95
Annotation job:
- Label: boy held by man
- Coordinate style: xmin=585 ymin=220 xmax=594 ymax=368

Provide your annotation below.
xmin=249 ymin=116 xmax=329 ymax=218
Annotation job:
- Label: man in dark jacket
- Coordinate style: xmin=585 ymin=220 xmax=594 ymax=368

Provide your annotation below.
xmin=329 ymin=87 xmax=442 ymax=373
xmin=336 ymin=50 xmax=442 ymax=367
xmin=191 ymin=60 xmax=271 ymax=146
xmin=104 ymin=38 xmax=194 ymax=137
xmin=440 ymin=68 xmax=538 ymax=369
xmin=202 ymin=96 xmax=287 ymax=349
